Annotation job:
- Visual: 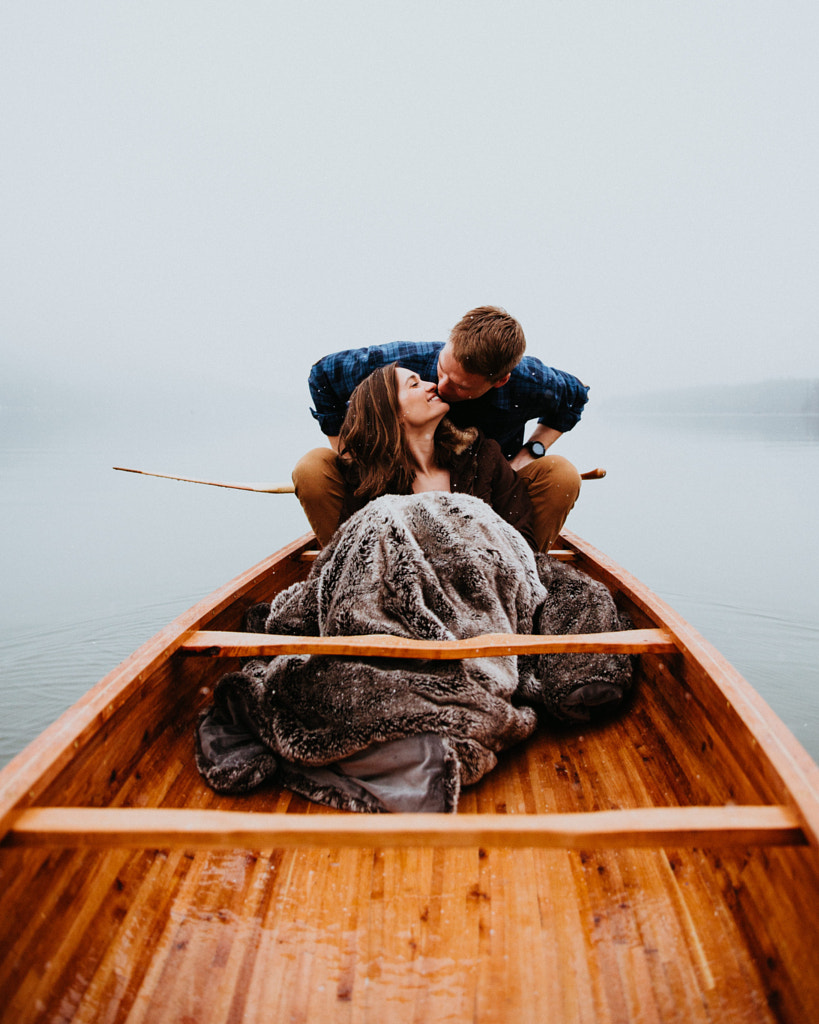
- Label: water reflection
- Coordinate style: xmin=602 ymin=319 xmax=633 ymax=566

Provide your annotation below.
xmin=609 ymin=412 xmax=819 ymax=444
xmin=567 ymin=409 xmax=819 ymax=760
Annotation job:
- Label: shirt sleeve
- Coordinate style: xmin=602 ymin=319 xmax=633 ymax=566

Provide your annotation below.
xmin=308 ymin=342 xmax=441 ymax=436
xmin=534 ymin=366 xmax=590 ymax=433
xmin=308 ymin=348 xmax=380 ymax=436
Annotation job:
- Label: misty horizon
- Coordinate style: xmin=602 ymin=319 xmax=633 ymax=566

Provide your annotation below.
xmin=2 ymin=3 xmax=818 ymax=406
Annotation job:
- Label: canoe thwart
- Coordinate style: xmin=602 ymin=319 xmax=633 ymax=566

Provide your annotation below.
xmin=3 ymin=805 xmax=805 ymax=850
xmin=180 ymin=627 xmax=678 ymax=659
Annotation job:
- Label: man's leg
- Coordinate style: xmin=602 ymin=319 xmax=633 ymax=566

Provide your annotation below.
xmin=516 ymin=455 xmax=582 ymax=552
xmin=291 ymin=448 xmax=345 ymax=546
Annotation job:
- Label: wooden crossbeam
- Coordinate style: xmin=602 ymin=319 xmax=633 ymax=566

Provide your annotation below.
xmin=180 ymin=628 xmax=677 ymax=659
xmin=3 ymin=806 xmax=805 ymax=850
xmin=545 ymin=549 xmax=576 ymax=561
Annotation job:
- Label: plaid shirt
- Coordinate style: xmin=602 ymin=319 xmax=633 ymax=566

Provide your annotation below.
xmin=308 ymin=341 xmax=589 ymax=459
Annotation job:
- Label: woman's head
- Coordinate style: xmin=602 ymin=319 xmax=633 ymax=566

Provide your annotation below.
xmin=395 ymin=365 xmax=450 ymax=428
xmin=338 ymin=363 xmax=455 ymax=500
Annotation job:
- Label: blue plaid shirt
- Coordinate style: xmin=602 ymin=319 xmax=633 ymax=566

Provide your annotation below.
xmin=308 ymin=341 xmax=589 ymax=459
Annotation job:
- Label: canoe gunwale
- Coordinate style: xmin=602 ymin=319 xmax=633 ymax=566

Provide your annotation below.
xmin=0 ymin=534 xmax=317 ymax=839
xmin=561 ymin=529 xmax=819 ymax=848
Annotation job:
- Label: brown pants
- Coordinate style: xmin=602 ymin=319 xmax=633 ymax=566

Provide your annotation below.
xmin=291 ymin=447 xmax=581 ymax=551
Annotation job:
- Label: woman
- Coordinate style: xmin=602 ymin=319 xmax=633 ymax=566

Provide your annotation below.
xmin=336 ymin=363 xmax=537 ymax=550
xmin=198 ymin=365 xmax=632 ymax=812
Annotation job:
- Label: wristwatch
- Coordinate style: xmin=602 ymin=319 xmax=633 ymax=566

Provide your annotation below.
xmin=524 ymin=440 xmax=546 ymax=459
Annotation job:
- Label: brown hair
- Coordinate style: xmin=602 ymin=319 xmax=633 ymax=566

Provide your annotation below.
xmin=449 ymin=305 xmax=526 ymax=380
xmin=338 ymin=363 xmax=477 ymax=502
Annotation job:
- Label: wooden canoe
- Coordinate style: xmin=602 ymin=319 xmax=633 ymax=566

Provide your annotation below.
xmin=1 ymin=530 xmax=818 ymax=1023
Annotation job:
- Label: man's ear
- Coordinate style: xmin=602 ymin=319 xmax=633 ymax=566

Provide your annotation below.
xmin=491 ymin=373 xmax=511 ymax=389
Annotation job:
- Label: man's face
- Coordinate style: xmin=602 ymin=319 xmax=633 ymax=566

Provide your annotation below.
xmin=435 ymin=344 xmax=510 ymax=403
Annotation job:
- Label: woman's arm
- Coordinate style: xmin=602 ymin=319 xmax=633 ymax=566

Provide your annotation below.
xmin=473 ymin=439 xmax=538 ymax=551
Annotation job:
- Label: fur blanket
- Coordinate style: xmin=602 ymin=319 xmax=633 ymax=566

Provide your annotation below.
xmin=196 ymin=492 xmax=633 ymax=812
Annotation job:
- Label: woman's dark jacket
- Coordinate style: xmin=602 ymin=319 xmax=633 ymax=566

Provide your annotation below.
xmin=338 ymin=429 xmax=537 ymax=551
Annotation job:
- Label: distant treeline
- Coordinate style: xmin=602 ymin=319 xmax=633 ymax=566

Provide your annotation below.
xmin=604 ymin=378 xmax=819 ymax=416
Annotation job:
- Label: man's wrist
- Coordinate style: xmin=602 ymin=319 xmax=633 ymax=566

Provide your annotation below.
xmin=509 ymin=449 xmax=532 ymax=471
xmin=523 ymin=439 xmax=546 ymax=459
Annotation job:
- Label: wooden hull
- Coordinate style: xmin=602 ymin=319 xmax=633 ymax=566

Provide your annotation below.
xmin=1 ymin=531 xmax=818 ymax=1023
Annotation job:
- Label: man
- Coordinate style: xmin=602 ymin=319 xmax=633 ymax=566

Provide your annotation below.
xmin=292 ymin=306 xmax=589 ymax=550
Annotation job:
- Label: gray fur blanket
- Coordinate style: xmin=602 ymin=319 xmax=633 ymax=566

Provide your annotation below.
xmin=196 ymin=492 xmax=633 ymax=813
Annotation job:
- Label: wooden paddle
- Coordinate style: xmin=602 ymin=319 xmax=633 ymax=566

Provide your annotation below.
xmin=113 ymin=467 xmax=296 ymax=493
xmin=113 ymin=465 xmax=607 ymax=491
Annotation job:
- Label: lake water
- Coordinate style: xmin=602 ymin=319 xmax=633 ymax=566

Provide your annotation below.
xmin=2 ymin=388 xmax=818 ymax=768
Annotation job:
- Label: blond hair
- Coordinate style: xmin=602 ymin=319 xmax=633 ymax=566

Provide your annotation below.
xmin=449 ymin=306 xmax=526 ymax=380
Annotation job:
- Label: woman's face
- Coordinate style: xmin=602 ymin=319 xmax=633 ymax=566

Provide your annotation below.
xmin=395 ymin=367 xmax=450 ymax=429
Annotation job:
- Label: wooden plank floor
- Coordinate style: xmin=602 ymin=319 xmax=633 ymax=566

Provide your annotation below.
xmin=2 ymin=660 xmax=817 ymax=1023
xmin=0 ymin=839 xmax=791 ymax=1022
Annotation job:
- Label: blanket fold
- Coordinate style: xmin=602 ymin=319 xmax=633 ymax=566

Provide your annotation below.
xmin=196 ymin=492 xmax=633 ymax=812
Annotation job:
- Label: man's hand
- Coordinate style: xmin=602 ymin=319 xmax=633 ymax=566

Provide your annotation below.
xmin=509 ymin=426 xmax=562 ymax=471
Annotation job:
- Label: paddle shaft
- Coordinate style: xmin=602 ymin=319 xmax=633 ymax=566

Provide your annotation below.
xmin=113 ymin=467 xmax=295 ymax=493
xmin=114 ymin=465 xmax=606 ymax=492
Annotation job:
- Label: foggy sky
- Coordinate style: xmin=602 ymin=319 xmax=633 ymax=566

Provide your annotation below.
xmin=2 ymin=2 xmax=818 ymax=403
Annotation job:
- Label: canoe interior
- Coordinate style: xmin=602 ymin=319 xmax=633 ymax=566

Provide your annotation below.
xmin=1 ymin=532 xmax=818 ymax=1023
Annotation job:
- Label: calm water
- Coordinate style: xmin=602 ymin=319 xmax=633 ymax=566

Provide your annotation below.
xmin=2 ymin=390 xmax=818 ymax=768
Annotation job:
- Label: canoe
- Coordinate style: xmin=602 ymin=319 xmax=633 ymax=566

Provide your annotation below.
xmin=1 ymin=529 xmax=818 ymax=1024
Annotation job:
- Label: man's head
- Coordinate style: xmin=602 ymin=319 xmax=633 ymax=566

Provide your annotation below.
xmin=436 ymin=306 xmax=526 ymax=403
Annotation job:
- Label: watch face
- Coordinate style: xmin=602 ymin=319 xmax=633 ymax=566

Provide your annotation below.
xmin=530 ymin=441 xmax=545 ymax=457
